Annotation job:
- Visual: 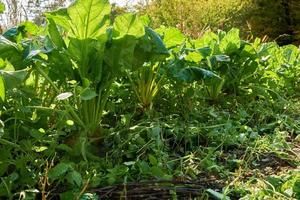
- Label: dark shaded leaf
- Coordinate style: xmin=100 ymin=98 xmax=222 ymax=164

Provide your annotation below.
xmin=48 ymin=163 xmax=70 ymax=180
xmin=80 ymin=88 xmax=97 ymax=100
xmin=177 ymin=67 xmax=221 ymax=83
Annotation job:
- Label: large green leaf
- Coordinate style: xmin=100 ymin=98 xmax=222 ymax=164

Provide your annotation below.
xmin=176 ymin=67 xmax=221 ymax=84
xmin=0 ymin=69 xmax=29 ymax=90
xmin=185 ymin=51 xmax=204 ymax=63
xmin=45 ymin=9 xmax=70 ymax=31
xmin=113 ymin=13 xmax=145 ymax=39
xmin=106 ymin=15 xmax=148 ymax=71
xmin=47 ymin=18 xmax=66 ymax=49
xmin=196 ymin=47 xmax=212 ymax=57
xmin=80 ymin=88 xmax=97 ymax=100
xmin=156 ymin=27 xmax=185 ymax=49
xmin=282 ymin=45 xmax=300 ymax=64
xmin=193 ymin=31 xmax=218 ymax=49
xmin=219 ymin=28 xmax=241 ymax=54
xmin=0 ymin=36 xmax=24 ymax=69
xmin=67 ymin=36 xmax=107 ymax=81
xmin=48 ymin=163 xmax=71 ymax=180
xmin=67 ymin=0 xmax=111 ymax=39
xmin=66 ymin=170 xmax=82 ymax=187
xmin=46 ymin=0 xmax=112 ymax=84
xmin=185 ymin=47 xmax=212 ymax=63
xmin=143 ymin=27 xmax=169 ymax=56
xmin=132 ymin=27 xmax=169 ymax=68
xmin=105 ymin=36 xmax=138 ymax=72
xmin=47 ymin=0 xmax=111 ymax=39
xmin=47 ymin=49 xmax=74 ymax=81
xmin=241 ymin=59 xmax=259 ymax=77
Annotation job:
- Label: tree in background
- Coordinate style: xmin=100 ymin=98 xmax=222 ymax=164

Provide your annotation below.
xmin=246 ymin=0 xmax=300 ymax=45
xmin=1 ymin=0 xmax=299 ymax=44
xmin=137 ymin=0 xmax=249 ymax=37
xmin=138 ymin=0 xmax=300 ymax=45
xmin=0 ymin=0 xmax=70 ymax=31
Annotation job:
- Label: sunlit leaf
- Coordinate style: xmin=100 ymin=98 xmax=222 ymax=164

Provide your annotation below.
xmin=47 ymin=0 xmax=111 ymax=39
xmin=207 ymin=189 xmax=230 ymax=200
xmin=56 ymin=92 xmax=73 ymax=100
xmin=0 ymin=2 xmax=5 ymax=14
xmin=66 ymin=120 xmax=74 ymax=126
xmin=219 ymin=28 xmax=241 ymax=54
xmin=156 ymin=27 xmax=185 ymax=48
xmin=32 ymin=146 xmax=48 ymax=152
xmin=113 ymin=13 xmax=145 ymax=39
xmin=0 ymin=76 xmax=5 ymax=102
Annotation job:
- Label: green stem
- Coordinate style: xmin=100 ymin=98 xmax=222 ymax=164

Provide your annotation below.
xmin=1 ymin=178 xmax=12 ymax=200
xmin=1 ymin=108 xmax=15 ymax=115
xmin=34 ymin=65 xmax=59 ymax=92
xmin=91 ymin=98 xmax=96 ymax=127
xmin=34 ymin=65 xmax=87 ymax=130
xmin=94 ymin=89 xmax=103 ymax=127
xmin=0 ymin=138 xmax=20 ymax=148
xmin=99 ymin=84 xmax=112 ymax=119
xmin=34 ymin=71 xmax=39 ymax=93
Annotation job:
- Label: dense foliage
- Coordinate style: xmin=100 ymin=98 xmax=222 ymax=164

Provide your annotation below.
xmin=0 ymin=0 xmax=300 ymax=199
xmin=139 ymin=0 xmax=300 ymax=45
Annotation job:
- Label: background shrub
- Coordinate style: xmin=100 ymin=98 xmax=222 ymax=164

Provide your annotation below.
xmin=138 ymin=0 xmax=300 ymax=45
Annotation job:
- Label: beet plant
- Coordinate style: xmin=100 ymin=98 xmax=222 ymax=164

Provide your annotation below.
xmin=0 ymin=0 xmax=168 ymax=160
xmin=43 ymin=0 xmax=142 ymax=134
xmin=23 ymin=0 xmax=167 ymax=159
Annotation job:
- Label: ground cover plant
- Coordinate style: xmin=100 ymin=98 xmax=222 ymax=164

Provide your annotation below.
xmin=0 ymin=0 xmax=300 ymax=199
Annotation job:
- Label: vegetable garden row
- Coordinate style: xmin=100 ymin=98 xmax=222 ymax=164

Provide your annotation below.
xmin=0 ymin=0 xmax=300 ymax=199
